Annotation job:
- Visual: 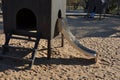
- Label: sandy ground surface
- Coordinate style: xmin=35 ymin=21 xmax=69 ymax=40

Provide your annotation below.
xmin=0 ymin=15 xmax=120 ymax=80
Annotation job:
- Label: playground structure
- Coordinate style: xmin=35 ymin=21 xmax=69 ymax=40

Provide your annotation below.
xmin=0 ymin=0 xmax=97 ymax=68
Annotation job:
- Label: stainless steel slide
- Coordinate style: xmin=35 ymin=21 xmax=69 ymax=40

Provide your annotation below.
xmin=57 ymin=18 xmax=98 ymax=60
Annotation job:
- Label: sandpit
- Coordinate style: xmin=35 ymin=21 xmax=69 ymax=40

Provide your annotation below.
xmin=0 ymin=16 xmax=120 ymax=80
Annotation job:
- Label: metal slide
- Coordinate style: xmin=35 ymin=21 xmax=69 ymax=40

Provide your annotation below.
xmin=57 ymin=18 xmax=98 ymax=60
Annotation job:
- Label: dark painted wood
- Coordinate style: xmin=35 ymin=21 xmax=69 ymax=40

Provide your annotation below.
xmin=1 ymin=0 xmax=66 ymax=68
xmin=2 ymin=0 xmax=51 ymax=39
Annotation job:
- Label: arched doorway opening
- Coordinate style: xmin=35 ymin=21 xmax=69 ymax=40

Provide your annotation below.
xmin=16 ymin=8 xmax=37 ymax=30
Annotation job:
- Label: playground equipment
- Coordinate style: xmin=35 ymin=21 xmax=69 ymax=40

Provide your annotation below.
xmin=59 ymin=18 xmax=97 ymax=57
xmin=0 ymin=0 xmax=97 ymax=68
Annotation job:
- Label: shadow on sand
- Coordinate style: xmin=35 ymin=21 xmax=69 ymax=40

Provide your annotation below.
xmin=67 ymin=15 xmax=120 ymax=38
xmin=0 ymin=15 xmax=119 ymax=71
xmin=0 ymin=45 xmax=96 ymax=71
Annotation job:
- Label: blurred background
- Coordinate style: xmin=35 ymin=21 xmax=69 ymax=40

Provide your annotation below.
xmin=0 ymin=0 xmax=119 ymax=15
xmin=66 ymin=0 xmax=120 ymax=15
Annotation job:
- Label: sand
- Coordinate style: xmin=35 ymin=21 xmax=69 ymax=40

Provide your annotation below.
xmin=0 ymin=15 xmax=120 ymax=80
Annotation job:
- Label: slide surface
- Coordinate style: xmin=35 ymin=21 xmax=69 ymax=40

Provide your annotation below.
xmin=57 ymin=18 xmax=97 ymax=58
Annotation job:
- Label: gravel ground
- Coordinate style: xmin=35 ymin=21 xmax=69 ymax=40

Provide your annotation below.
xmin=0 ymin=15 xmax=120 ymax=80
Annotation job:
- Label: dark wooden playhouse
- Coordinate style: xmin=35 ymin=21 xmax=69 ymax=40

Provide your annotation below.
xmin=1 ymin=0 xmax=66 ymax=68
